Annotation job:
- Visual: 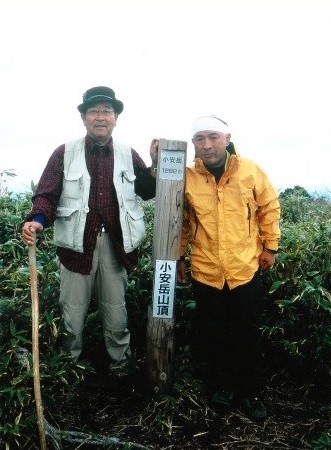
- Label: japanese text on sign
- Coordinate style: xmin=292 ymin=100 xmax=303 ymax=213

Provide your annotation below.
xmin=159 ymin=150 xmax=185 ymax=181
xmin=152 ymin=259 xmax=177 ymax=318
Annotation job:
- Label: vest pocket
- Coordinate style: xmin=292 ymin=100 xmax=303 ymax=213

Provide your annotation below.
xmin=120 ymin=170 xmax=136 ymax=202
xmin=54 ymin=206 xmax=80 ymax=251
xmin=123 ymin=206 xmax=145 ymax=253
xmin=62 ymin=172 xmax=83 ymax=199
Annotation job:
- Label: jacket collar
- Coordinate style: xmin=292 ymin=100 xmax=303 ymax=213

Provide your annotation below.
xmin=194 ymin=151 xmax=240 ymax=184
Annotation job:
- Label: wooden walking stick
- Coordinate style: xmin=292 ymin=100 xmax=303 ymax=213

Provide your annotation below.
xmin=28 ymin=236 xmax=47 ymax=450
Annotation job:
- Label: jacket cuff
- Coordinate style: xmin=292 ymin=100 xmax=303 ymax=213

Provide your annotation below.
xmin=263 ymin=244 xmax=278 ymax=254
xmin=31 ymin=214 xmax=48 ymax=228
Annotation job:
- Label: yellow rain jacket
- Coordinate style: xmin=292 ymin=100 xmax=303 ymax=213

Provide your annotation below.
xmin=180 ymin=152 xmax=281 ymax=290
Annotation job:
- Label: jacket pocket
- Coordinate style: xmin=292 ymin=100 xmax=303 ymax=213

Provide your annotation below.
xmin=224 ymin=187 xmax=257 ymax=252
xmin=236 ymin=193 xmax=258 ymax=252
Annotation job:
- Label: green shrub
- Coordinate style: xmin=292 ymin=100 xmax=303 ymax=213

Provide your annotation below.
xmin=261 ymin=189 xmax=331 ymax=382
xmin=1 ymin=187 xmax=331 ymax=447
xmin=0 ymin=193 xmax=92 ymax=447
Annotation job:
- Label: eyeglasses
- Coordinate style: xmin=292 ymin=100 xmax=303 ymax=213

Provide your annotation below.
xmin=86 ymin=108 xmax=115 ymax=118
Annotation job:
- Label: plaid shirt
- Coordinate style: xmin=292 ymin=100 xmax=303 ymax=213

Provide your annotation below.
xmin=27 ymin=135 xmax=156 ymax=274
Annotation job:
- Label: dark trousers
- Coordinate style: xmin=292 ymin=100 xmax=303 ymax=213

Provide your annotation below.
xmin=192 ymin=272 xmax=264 ymax=397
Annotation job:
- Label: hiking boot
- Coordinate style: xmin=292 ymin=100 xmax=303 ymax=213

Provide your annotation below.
xmin=212 ymin=390 xmax=235 ymax=408
xmin=241 ymin=396 xmax=267 ymax=420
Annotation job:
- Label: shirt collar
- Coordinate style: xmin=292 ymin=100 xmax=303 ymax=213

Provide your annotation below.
xmin=85 ymin=134 xmax=113 ymax=154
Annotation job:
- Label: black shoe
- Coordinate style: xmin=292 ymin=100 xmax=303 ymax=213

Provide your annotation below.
xmin=212 ymin=390 xmax=235 ymax=408
xmin=110 ymin=364 xmax=131 ymax=378
xmin=241 ymin=396 xmax=267 ymax=420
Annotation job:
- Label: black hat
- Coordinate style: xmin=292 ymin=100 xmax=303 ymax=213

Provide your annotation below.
xmin=77 ymin=86 xmax=124 ymax=114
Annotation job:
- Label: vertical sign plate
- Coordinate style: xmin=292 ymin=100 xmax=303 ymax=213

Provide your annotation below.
xmin=152 ymin=259 xmax=177 ymax=318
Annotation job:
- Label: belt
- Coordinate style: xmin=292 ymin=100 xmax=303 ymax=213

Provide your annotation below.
xmin=99 ymin=225 xmax=106 ymax=236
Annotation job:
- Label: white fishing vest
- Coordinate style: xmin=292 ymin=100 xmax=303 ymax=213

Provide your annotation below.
xmin=54 ymin=137 xmax=145 ymax=253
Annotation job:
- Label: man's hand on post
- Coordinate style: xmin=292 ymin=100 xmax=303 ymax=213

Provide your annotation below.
xmin=149 ymin=138 xmax=159 ymax=177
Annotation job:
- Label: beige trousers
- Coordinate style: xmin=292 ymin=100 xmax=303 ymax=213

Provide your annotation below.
xmin=59 ymin=232 xmax=130 ymax=368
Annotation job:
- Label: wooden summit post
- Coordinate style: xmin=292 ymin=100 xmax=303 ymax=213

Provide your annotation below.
xmin=146 ymin=138 xmax=187 ymax=394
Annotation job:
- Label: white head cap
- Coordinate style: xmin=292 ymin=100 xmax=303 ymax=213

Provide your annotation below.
xmin=192 ymin=115 xmax=229 ymax=137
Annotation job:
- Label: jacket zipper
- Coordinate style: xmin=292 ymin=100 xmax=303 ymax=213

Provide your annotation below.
xmin=193 ymin=209 xmax=199 ymax=239
xmin=247 ymin=203 xmax=251 ymax=237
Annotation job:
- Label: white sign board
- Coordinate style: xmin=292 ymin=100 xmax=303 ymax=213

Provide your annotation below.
xmin=159 ymin=150 xmax=185 ymax=181
xmin=152 ymin=259 xmax=177 ymax=318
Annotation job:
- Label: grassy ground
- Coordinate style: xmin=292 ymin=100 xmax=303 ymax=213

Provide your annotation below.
xmin=22 ymin=355 xmax=331 ymax=450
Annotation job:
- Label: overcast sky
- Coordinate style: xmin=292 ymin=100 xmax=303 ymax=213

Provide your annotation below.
xmin=0 ymin=0 xmax=330 ymax=194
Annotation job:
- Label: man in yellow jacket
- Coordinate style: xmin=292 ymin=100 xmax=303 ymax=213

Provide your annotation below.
xmin=177 ymin=115 xmax=280 ymax=420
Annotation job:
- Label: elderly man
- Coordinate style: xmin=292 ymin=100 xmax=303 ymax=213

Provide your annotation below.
xmin=177 ymin=115 xmax=280 ymax=419
xmin=22 ymin=86 xmax=158 ymax=375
